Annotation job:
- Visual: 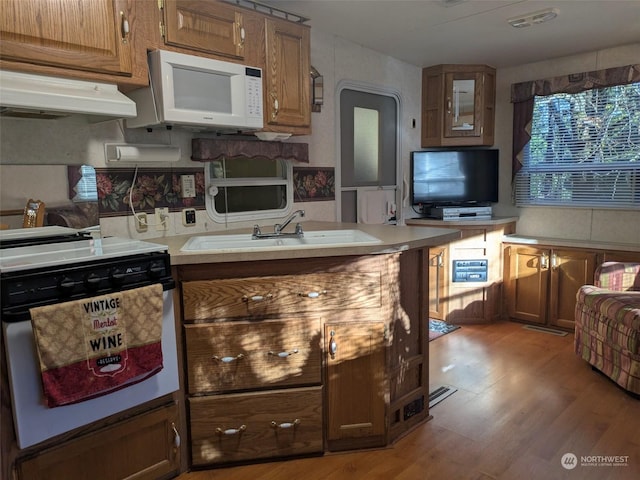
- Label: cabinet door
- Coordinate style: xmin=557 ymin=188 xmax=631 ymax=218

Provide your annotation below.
xmin=264 ymin=18 xmax=311 ymax=130
xmin=16 ymin=404 xmax=180 ymax=480
xmin=443 ymin=71 xmax=484 ymax=139
xmin=0 ymin=0 xmax=132 ymax=76
xmin=163 ymin=0 xmax=246 ymax=59
xmin=505 ymin=246 xmax=549 ymax=325
xmin=421 ymin=64 xmax=495 ymax=147
xmin=325 ymin=322 xmax=386 ymax=450
xmin=428 ymin=245 xmax=448 ymax=320
xmin=548 ymin=249 xmax=596 ymax=330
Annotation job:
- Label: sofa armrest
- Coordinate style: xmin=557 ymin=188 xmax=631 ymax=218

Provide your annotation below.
xmin=595 ymin=262 xmax=640 ymax=291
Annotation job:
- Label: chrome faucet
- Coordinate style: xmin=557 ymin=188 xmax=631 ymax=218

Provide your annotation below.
xmin=252 ymin=209 xmax=305 ymax=239
xmin=275 ymin=209 xmax=305 ymax=234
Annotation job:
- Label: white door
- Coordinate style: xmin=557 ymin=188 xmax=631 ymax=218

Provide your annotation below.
xmin=337 ymin=83 xmax=401 ymax=225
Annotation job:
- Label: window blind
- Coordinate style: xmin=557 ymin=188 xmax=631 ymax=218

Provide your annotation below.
xmin=514 ymin=83 xmax=640 ymax=208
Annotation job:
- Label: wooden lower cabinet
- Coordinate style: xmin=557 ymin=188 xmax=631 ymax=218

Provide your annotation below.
xmin=176 ymin=251 xmax=430 ymax=467
xmin=189 ymin=387 xmax=323 ymax=465
xmin=504 ymin=245 xmax=597 ymax=330
xmin=324 ymin=322 xmax=386 ymax=450
xmin=408 ymin=219 xmax=517 ymax=324
xmin=15 ymin=403 xmax=180 ymax=480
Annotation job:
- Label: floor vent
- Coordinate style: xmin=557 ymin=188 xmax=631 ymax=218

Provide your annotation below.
xmin=522 ymin=325 xmax=568 ymax=336
xmin=428 ymin=385 xmax=457 ymax=408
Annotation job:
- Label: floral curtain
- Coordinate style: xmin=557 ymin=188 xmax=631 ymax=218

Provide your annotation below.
xmin=510 ymin=64 xmax=640 ymax=179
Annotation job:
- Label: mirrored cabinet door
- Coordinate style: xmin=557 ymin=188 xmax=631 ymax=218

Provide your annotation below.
xmin=445 ymin=75 xmax=477 ymax=135
xmin=421 ymin=64 xmax=496 ymax=147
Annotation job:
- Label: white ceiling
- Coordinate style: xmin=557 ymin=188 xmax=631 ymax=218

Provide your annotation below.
xmin=261 ymin=0 xmax=640 ymax=68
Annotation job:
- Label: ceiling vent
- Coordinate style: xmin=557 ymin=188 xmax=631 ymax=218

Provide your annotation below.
xmin=508 ymin=8 xmax=559 ymax=28
xmin=439 ymin=0 xmax=469 ymax=7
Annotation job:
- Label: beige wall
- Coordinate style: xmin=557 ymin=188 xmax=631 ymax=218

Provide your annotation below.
xmin=1 ymin=35 xmax=638 ymax=244
xmin=493 ymin=43 xmax=640 ymax=244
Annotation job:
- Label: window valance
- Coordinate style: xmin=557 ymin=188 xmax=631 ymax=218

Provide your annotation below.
xmin=511 ymin=64 xmax=640 ymax=103
xmin=510 ymin=64 xmax=640 ymax=179
xmin=191 ymin=138 xmax=309 ymax=163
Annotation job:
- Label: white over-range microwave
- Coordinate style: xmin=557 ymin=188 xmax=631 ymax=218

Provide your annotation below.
xmin=126 ymin=50 xmax=263 ymax=131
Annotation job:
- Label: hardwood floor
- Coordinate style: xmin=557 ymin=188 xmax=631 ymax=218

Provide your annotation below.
xmin=175 ymin=321 xmax=640 ymax=480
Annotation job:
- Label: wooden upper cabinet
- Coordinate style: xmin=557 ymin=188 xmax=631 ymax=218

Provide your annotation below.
xmin=162 ymin=0 xmax=246 ymax=60
xmin=421 ymin=64 xmax=496 ymax=147
xmin=0 ymin=0 xmax=133 ymax=77
xmin=264 ymin=17 xmax=311 ymax=132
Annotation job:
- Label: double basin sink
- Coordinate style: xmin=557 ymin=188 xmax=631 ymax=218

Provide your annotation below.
xmin=181 ymin=229 xmax=383 ymax=253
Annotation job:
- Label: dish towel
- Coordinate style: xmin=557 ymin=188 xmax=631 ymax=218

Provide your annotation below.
xmin=30 ymin=283 xmax=164 ymax=407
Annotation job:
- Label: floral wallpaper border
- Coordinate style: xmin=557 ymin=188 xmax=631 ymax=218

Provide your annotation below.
xmin=293 ymin=167 xmax=335 ymax=202
xmin=93 ymin=166 xmax=335 ymax=217
xmin=95 ymin=167 xmax=205 ymax=217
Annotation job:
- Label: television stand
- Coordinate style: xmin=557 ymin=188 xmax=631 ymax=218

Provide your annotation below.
xmin=428 ymin=205 xmax=492 ymax=220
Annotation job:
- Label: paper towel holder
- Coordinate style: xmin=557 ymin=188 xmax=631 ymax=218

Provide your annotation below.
xmin=104 ymin=143 xmax=181 ymax=163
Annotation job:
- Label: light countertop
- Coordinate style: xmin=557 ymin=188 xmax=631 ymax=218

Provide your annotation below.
xmin=146 ymin=221 xmax=461 ymax=265
xmin=503 ymin=234 xmax=640 ymax=253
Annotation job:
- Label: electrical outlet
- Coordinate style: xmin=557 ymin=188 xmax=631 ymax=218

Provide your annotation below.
xmin=181 ymin=174 xmax=196 ymax=198
xmin=155 ymin=207 xmax=169 ymax=231
xmin=135 ymin=213 xmax=148 ymax=232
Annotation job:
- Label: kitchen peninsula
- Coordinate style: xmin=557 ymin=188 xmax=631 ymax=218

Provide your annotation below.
xmin=151 ymin=222 xmax=459 ymax=471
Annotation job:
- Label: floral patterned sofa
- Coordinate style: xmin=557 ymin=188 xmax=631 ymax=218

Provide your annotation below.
xmin=574 ymin=262 xmax=640 ymax=395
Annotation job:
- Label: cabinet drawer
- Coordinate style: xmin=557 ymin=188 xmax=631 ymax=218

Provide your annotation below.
xmin=189 ymin=386 xmax=323 ymax=465
xmin=182 ymin=272 xmax=381 ymax=321
xmin=185 ymin=317 xmax=321 ymax=394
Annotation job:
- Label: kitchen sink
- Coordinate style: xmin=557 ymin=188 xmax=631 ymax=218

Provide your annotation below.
xmin=180 ymin=229 xmax=383 ymax=253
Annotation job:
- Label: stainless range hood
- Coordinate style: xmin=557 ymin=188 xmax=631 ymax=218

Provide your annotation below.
xmin=0 ymin=70 xmax=137 ymax=121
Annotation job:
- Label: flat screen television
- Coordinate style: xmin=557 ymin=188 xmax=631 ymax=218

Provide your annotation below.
xmin=410 ymin=149 xmax=499 ymax=208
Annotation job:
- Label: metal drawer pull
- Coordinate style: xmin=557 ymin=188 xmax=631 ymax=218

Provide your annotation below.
xmin=298 ymin=290 xmax=327 ymax=298
xmin=268 ymin=349 xmax=299 ymax=358
xmin=238 ymin=26 xmax=246 ymax=46
xmin=242 ymin=294 xmax=273 ymax=302
xmin=216 ymin=425 xmax=247 ymax=436
xmin=120 ymin=11 xmax=130 ymax=43
xmin=329 ymin=330 xmax=337 ymax=359
xmin=271 ymin=419 xmax=300 ymax=429
xmin=212 ymin=354 xmax=244 ymax=363
xmin=171 ymin=422 xmax=181 ymax=448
